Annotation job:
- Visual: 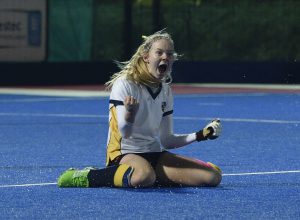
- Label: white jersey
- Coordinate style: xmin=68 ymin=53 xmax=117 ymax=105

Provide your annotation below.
xmin=106 ymin=76 xmax=173 ymax=164
xmin=106 ymin=76 xmax=197 ymax=165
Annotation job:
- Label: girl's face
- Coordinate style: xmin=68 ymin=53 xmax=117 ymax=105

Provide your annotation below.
xmin=143 ymin=39 xmax=175 ymax=82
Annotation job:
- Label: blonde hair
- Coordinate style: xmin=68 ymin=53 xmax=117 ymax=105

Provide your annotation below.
xmin=105 ymin=30 xmax=177 ymax=90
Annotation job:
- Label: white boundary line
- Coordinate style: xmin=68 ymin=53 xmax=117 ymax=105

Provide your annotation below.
xmin=222 ymin=170 xmax=300 ymax=176
xmin=0 ymin=97 xmax=103 ymax=103
xmin=175 ymin=116 xmax=300 ymax=124
xmin=0 ymin=88 xmax=110 ymax=97
xmin=0 ymin=182 xmax=57 ymax=188
xmin=1 ymin=112 xmax=299 ymax=124
xmin=1 ymin=170 xmax=299 ymax=188
xmin=0 ymin=112 xmax=104 ymax=118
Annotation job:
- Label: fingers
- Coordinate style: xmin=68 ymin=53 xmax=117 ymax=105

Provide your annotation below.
xmin=124 ymin=96 xmax=139 ymax=113
xmin=124 ymin=96 xmax=138 ymax=105
xmin=205 ymin=119 xmax=222 ymax=140
xmin=210 ymin=120 xmax=222 ymax=136
xmin=212 ymin=118 xmax=220 ymax=123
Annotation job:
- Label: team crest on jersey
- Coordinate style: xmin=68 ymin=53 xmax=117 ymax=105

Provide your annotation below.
xmin=161 ymin=102 xmax=167 ymax=112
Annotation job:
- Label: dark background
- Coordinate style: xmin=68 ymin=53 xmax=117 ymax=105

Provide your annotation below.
xmin=1 ymin=0 xmax=299 ymax=86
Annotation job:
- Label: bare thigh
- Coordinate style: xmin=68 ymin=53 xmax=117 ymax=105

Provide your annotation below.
xmin=155 ymin=152 xmax=222 ymax=187
xmin=120 ymin=154 xmax=156 ymax=187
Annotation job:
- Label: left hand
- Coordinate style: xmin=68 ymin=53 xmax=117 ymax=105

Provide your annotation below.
xmin=196 ymin=119 xmax=222 ymax=141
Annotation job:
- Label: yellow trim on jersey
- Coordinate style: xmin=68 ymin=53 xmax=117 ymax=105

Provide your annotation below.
xmin=106 ymin=105 xmax=122 ymax=166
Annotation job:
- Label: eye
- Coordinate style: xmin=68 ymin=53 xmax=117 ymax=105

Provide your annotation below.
xmin=156 ymin=50 xmax=163 ymax=56
xmin=166 ymin=52 xmax=174 ymax=57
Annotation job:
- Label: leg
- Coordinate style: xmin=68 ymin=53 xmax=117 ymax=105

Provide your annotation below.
xmin=155 ymin=152 xmax=222 ymax=187
xmin=120 ymin=154 xmax=156 ymax=187
xmin=57 ymin=164 xmax=134 ymax=188
xmin=58 ymin=154 xmax=156 ymax=188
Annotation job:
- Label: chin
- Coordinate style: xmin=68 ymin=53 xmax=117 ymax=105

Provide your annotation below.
xmin=157 ymin=75 xmax=166 ymax=81
xmin=158 ymin=71 xmax=171 ymax=81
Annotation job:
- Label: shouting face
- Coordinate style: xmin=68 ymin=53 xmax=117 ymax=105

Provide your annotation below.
xmin=143 ymin=39 xmax=176 ymax=82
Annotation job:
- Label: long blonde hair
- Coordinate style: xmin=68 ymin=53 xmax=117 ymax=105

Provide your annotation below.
xmin=105 ymin=30 xmax=177 ymax=90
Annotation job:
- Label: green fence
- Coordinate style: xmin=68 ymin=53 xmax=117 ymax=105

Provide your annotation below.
xmin=48 ymin=0 xmax=93 ymax=61
xmin=48 ymin=0 xmax=300 ymax=62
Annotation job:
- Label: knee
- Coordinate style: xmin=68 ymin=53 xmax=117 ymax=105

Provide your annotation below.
xmin=193 ymin=170 xmax=222 ymax=187
xmin=130 ymin=167 xmax=156 ymax=187
xmin=207 ymin=171 xmax=222 ymax=187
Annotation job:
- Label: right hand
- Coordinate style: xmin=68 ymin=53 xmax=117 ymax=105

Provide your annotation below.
xmin=124 ymin=96 xmax=139 ymax=123
xmin=124 ymin=96 xmax=139 ymax=113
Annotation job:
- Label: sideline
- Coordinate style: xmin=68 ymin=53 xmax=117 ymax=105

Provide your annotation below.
xmin=1 ymin=112 xmax=299 ymax=124
xmin=1 ymin=170 xmax=300 ymax=188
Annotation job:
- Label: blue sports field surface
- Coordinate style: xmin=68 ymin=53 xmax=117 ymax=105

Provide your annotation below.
xmin=0 ymin=89 xmax=300 ymax=219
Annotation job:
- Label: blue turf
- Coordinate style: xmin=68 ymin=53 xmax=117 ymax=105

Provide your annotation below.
xmin=0 ymin=93 xmax=300 ymax=219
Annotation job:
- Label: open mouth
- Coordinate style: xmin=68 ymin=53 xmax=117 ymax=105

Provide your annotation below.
xmin=158 ymin=63 xmax=168 ymax=74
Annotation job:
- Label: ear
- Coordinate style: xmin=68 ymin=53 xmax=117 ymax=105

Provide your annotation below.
xmin=143 ymin=54 xmax=149 ymax=63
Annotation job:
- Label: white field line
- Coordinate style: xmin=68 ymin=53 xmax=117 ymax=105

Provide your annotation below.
xmin=1 ymin=170 xmax=299 ymax=188
xmin=0 ymin=112 xmax=104 ymax=118
xmin=0 ymin=97 xmax=103 ymax=103
xmin=174 ymin=116 xmax=300 ymax=124
xmin=222 ymin=170 xmax=300 ymax=176
xmin=0 ymin=182 xmax=57 ymax=188
xmin=0 ymin=88 xmax=110 ymax=97
xmin=0 ymin=112 xmax=299 ymax=124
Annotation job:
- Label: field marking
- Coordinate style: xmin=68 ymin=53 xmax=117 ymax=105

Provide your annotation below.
xmin=0 ymin=112 xmax=104 ymax=118
xmin=0 ymin=88 xmax=109 ymax=97
xmin=0 ymin=97 xmax=103 ymax=103
xmin=197 ymin=103 xmax=224 ymax=106
xmin=0 ymin=170 xmax=299 ymax=188
xmin=175 ymin=116 xmax=300 ymax=124
xmin=0 ymin=112 xmax=299 ymax=124
xmin=222 ymin=170 xmax=300 ymax=176
xmin=0 ymin=182 xmax=57 ymax=188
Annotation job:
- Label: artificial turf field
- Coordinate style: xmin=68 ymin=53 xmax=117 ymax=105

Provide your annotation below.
xmin=0 ymin=84 xmax=299 ymax=219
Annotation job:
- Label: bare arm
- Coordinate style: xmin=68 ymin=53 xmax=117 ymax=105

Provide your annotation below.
xmin=116 ymin=96 xmax=139 ymax=138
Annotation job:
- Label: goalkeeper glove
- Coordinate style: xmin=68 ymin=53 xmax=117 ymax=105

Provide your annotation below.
xmin=196 ymin=119 xmax=222 ymax=141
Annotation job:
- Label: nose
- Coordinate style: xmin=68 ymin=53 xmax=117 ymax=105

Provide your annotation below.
xmin=161 ymin=52 xmax=168 ymax=60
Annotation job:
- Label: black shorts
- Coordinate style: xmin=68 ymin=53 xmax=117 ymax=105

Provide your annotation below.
xmin=108 ymin=151 xmax=168 ymax=170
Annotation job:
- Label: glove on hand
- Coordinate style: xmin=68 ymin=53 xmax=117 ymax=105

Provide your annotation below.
xmin=196 ymin=119 xmax=222 ymax=141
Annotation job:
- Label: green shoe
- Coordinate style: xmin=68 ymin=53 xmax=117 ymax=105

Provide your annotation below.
xmin=58 ymin=167 xmax=92 ymax=187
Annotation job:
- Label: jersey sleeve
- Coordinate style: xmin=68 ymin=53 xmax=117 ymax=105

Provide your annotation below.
xmin=110 ymin=78 xmax=135 ymax=103
xmin=109 ymin=78 xmax=136 ymax=138
xmin=159 ymin=85 xmax=197 ymax=149
xmin=159 ymin=114 xmax=196 ymax=149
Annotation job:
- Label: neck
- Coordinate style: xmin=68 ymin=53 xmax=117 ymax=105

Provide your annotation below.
xmin=140 ymin=71 xmax=162 ymax=88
